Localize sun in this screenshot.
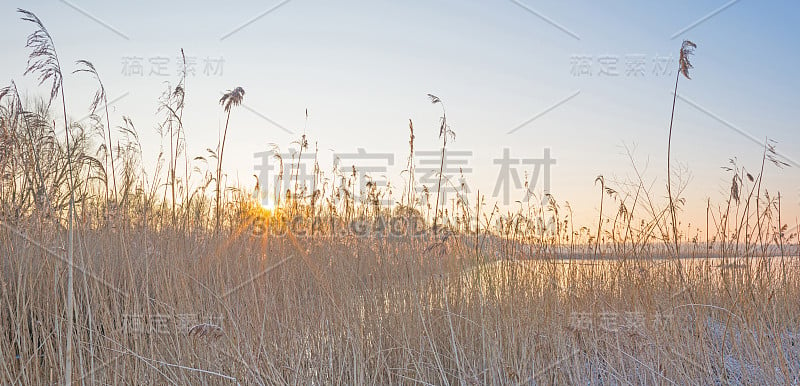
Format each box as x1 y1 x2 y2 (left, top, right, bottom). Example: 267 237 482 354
260 201 275 212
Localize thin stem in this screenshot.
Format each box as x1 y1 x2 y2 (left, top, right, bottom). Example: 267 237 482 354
667 70 680 257
60 73 76 386
216 110 231 233
595 178 604 257
103 88 117 204
433 105 447 233
434 134 446 232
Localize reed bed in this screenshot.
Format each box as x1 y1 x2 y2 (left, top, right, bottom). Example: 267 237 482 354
1 9 799 385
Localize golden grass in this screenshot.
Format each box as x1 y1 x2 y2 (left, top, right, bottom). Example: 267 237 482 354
2 221 800 384
2 10 799 385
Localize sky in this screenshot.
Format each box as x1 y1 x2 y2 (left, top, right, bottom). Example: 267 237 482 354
1 0 798 234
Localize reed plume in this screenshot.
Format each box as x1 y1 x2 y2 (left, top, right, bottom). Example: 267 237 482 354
427 93 454 233
74 60 118 206
18 8 77 384
667 40 696 257
215 86 244 232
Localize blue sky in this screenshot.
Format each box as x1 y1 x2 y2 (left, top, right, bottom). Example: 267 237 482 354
2 0 798 231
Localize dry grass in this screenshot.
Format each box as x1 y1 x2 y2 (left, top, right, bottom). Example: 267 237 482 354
2 222 800 384
2 9 799 386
